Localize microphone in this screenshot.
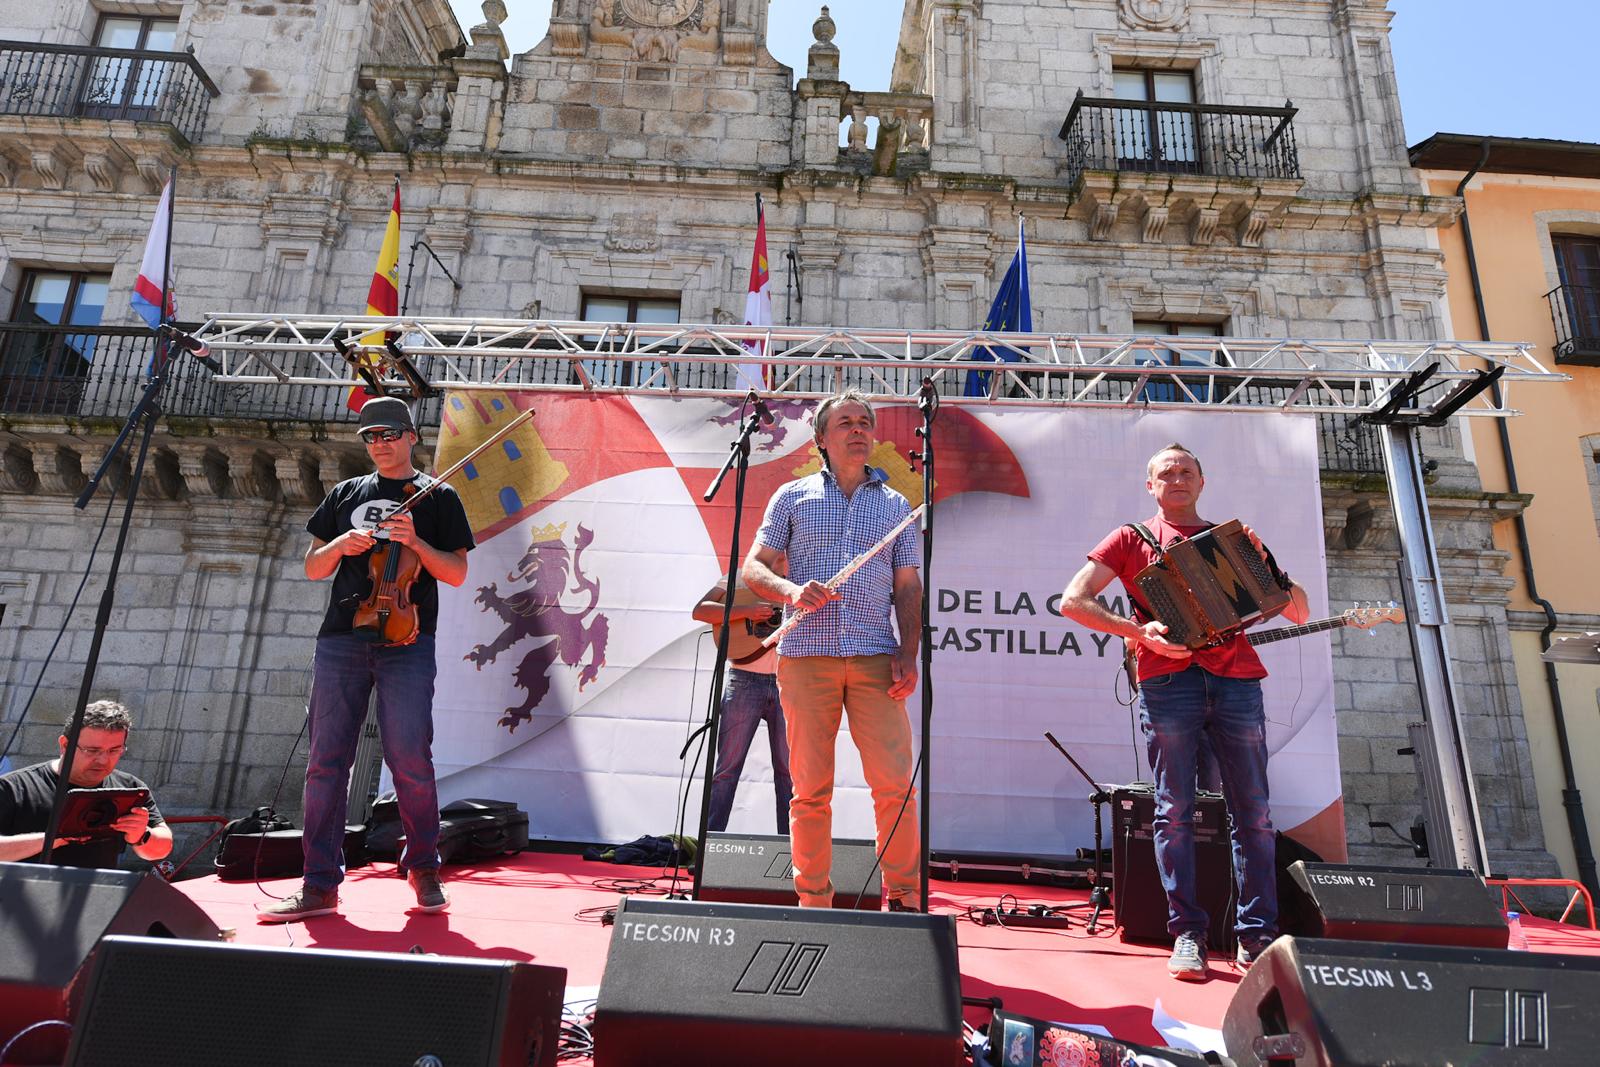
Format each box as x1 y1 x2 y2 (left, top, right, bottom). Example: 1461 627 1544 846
159 324 224 374
917 377 937 413
748 390 774 425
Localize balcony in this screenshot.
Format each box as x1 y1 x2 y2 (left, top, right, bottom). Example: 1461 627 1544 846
0 324 431 426
1057 92 1304 247
0 41 218 145
1546 283 1600 367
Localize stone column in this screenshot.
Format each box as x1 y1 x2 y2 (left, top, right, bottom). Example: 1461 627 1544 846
796 8 848 169
923 0 982 173
1330 0 1418 194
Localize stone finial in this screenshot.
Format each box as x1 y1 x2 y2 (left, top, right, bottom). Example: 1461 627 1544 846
808 6 840 81
813 6 836 44
468 0 510 61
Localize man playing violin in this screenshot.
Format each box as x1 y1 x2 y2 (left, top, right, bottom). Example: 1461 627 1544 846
1058 443 1309 980
741 389 923 911
260 396 475 923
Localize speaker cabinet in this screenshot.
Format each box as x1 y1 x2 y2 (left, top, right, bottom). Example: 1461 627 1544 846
64 935 567 1067
1110 785 1234 951
0 862 219 1057
697 832 882 909
1223 936 1600 1066
595 897 962 1066
1281 861 1510 948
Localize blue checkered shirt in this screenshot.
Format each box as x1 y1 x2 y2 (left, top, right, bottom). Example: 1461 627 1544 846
753 466 920 658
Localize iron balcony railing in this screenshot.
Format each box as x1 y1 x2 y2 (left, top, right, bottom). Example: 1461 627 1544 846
1545 283 1600 367
1058 91 1300 188
0 40 219 143
1 324 1384 473
0 324 440 426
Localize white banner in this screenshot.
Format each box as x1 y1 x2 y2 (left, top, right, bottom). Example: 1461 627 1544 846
425 392 1343 860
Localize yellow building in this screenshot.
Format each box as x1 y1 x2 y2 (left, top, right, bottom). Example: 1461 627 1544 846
1412 134 1600 899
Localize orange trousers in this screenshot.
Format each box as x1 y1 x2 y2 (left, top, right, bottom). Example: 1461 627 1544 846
776 654 920 907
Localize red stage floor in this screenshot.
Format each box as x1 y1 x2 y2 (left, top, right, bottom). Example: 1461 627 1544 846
175 851 1599 1063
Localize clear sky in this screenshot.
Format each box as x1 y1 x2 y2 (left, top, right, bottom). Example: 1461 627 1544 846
447 0 1600 146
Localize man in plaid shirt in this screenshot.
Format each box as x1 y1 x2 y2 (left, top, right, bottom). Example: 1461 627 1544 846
742 389 924 910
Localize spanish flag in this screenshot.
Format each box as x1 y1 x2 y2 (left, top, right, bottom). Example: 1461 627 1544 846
347 179 402 412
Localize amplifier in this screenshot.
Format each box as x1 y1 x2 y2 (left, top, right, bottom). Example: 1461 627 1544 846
1223 936 1600 1066
1110 784 1234 951
697 832 882 910
595 897 962 1066
1281 862 1509 948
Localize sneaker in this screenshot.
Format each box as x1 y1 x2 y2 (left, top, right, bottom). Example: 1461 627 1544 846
408 868 449 913
257 884 338 924
1167 931 1209 981
887 896 922 914
1236 935 1275 968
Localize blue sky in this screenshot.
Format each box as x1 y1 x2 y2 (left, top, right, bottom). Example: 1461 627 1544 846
448 1 1600 145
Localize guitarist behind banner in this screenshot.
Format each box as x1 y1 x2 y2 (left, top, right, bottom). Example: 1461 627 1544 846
1058 442 1309 982
691 556 793 835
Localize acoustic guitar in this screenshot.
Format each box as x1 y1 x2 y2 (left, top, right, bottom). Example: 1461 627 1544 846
696 582 783 665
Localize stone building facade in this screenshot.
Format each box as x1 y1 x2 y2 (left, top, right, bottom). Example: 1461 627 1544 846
0 0 1558 877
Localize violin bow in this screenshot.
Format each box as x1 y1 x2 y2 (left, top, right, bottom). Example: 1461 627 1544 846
386 407 536 519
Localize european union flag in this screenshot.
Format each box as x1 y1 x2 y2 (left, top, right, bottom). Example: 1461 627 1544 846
965 218 1032 397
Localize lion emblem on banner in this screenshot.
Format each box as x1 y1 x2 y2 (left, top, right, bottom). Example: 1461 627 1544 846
464 521 610 732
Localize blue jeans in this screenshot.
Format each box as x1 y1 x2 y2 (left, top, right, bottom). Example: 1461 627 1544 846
1138 665 1277 941
706 669 792 834
303 632 440 891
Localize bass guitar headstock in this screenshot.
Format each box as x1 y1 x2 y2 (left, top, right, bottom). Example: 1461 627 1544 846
1343 601 1405 631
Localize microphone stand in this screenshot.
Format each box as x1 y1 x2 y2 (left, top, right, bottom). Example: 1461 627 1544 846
40 329 178 861
1045 730 1113 933
913 379 937 910
686 392 770 896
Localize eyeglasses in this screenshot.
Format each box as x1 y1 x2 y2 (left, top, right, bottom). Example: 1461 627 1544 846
360 428 406 444
78 745 126 760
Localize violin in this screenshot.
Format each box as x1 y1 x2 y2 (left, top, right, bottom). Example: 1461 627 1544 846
353 484 424 646
349 407 537 647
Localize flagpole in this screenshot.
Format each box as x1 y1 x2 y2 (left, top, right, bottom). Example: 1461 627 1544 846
155 165 176 377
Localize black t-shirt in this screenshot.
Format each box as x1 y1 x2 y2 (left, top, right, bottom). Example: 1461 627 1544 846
0 761 165 868
306 471 477 636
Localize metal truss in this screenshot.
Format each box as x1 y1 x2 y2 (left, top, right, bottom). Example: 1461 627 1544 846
193 314 1565 419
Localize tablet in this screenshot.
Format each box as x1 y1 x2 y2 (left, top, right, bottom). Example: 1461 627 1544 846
58 787 150 838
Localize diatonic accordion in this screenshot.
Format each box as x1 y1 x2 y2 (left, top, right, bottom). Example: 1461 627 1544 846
1130 519 1290 649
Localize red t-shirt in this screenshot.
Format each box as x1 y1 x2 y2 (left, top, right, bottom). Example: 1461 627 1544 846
1086 516 1267 683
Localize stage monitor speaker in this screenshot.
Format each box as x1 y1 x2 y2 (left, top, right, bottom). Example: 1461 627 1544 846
1110 784 1234 952
1281 861 1510 949
64 935 566 1067
595 897 962 1066
697 832 882 909
0 862 220 1057
1223 935 1600 1066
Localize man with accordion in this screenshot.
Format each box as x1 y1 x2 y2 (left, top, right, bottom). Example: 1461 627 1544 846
1059 443 1308 981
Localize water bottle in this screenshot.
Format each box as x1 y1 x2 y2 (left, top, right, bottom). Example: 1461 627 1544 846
1505 910 1531 951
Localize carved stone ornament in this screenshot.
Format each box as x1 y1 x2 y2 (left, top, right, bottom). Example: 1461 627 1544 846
619 0 699 27
1119 0 1189 31
605 212 660 253
592 0 719 62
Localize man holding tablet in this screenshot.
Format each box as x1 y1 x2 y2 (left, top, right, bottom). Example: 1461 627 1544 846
0 700 171 868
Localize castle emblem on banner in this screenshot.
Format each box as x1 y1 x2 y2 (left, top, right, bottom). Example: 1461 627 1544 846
464 521 610 732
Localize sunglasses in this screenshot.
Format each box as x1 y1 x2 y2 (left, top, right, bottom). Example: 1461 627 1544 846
360 428 407 444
